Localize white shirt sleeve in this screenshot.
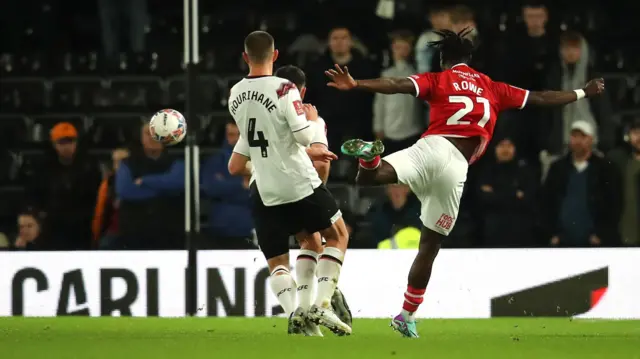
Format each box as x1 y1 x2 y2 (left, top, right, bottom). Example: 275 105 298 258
279 84 311 133
310 117 328 147
233 135 250 157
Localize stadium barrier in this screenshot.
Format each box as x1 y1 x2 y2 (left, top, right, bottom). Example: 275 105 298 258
2 249 639 319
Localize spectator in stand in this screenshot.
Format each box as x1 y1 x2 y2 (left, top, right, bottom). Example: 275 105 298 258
608 118 640 246
476 137 537 247
98 0 149 68
415 5 452 74
542 121 622 247
116 123 184 250
544 31 614 156
13 208 47 250
365 184 421 247
505 2 557 90
201 121 254 249
373 30 423 155
93 148 129 249
306 26 377 153
26 122 101 250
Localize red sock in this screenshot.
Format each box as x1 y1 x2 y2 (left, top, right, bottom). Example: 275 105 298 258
359 155 381 170
402 285 426 313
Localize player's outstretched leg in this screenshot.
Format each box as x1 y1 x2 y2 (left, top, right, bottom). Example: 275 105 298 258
391 226 443 338
307 217 352 336
341 139 398 186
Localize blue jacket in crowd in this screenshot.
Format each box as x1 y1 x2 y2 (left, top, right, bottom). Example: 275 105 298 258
201 141 253 238
116 160 185 200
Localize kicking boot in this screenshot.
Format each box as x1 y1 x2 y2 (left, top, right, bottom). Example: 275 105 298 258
341 139 385 161
390 313 419 338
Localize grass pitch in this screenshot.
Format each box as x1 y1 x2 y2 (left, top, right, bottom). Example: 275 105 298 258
1 317 638 359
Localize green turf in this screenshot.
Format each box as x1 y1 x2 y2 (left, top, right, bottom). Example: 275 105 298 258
1 318 638 359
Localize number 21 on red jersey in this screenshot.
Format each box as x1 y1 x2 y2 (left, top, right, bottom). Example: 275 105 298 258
446 96 491 127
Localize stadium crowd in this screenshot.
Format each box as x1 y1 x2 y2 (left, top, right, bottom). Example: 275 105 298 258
1 1 639 250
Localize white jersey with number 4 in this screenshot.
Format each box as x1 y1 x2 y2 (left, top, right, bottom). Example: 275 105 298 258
229 75 322 206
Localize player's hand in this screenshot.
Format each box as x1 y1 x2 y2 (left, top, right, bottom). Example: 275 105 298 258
303 104 318 121
306 146 338 162
589 234 601 246
326 64 357 90
480 184 493 193
583 78 605 98
134 178 143 186
550 236 560 246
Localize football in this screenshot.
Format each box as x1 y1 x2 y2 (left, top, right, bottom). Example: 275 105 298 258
149 109 187 145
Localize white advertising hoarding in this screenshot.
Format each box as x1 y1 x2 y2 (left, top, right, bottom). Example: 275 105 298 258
1 249 638 318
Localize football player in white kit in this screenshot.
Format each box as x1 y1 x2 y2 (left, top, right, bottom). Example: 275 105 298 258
226 31 351 336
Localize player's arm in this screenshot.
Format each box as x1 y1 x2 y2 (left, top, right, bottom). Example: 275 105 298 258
526 78 605 107
228 135 252 176
309 144 330 183
304 116 336 180
325 64 418 95
278 83 318 146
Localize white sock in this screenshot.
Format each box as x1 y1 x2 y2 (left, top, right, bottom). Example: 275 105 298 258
314 247 344 308
295 249 319 310
269 266 297 315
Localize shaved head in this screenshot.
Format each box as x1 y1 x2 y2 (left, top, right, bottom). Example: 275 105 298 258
244 31 275 63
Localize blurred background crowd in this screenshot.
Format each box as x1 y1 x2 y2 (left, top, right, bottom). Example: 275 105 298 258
1 0 639 251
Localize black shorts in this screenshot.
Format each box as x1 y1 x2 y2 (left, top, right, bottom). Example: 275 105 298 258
250 182 341 259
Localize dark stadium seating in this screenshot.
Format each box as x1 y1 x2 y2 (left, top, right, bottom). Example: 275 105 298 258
0 0 639 249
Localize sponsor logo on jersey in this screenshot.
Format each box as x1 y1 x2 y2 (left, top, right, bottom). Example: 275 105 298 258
293 100 304 116
276 81 297 98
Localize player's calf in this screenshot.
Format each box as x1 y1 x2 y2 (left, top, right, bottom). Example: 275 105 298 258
266 254 298 317
295 232 322 311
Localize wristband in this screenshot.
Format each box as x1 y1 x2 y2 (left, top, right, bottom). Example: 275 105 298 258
574 89 586 100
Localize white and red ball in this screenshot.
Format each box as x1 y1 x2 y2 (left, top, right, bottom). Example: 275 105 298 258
149 109 187 145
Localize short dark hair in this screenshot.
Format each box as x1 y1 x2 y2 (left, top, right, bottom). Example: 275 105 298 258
428 28 475 66
244 31 275 63
274 65 306 89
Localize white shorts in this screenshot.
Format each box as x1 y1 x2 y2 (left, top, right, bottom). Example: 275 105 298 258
383 135 468 236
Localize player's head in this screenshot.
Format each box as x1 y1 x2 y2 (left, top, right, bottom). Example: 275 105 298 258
275 65 307 99
243 31 279 66
428 28 475 69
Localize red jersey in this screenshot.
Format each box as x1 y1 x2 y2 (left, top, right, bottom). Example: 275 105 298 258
408 63 529 163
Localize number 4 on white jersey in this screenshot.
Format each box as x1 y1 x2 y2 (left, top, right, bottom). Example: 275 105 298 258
446 96 491 127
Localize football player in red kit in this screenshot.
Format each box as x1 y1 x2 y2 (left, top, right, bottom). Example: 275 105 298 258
325 28 605 338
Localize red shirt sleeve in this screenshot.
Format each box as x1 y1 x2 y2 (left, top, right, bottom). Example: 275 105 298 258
492 81 530 111
407 73 437 100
